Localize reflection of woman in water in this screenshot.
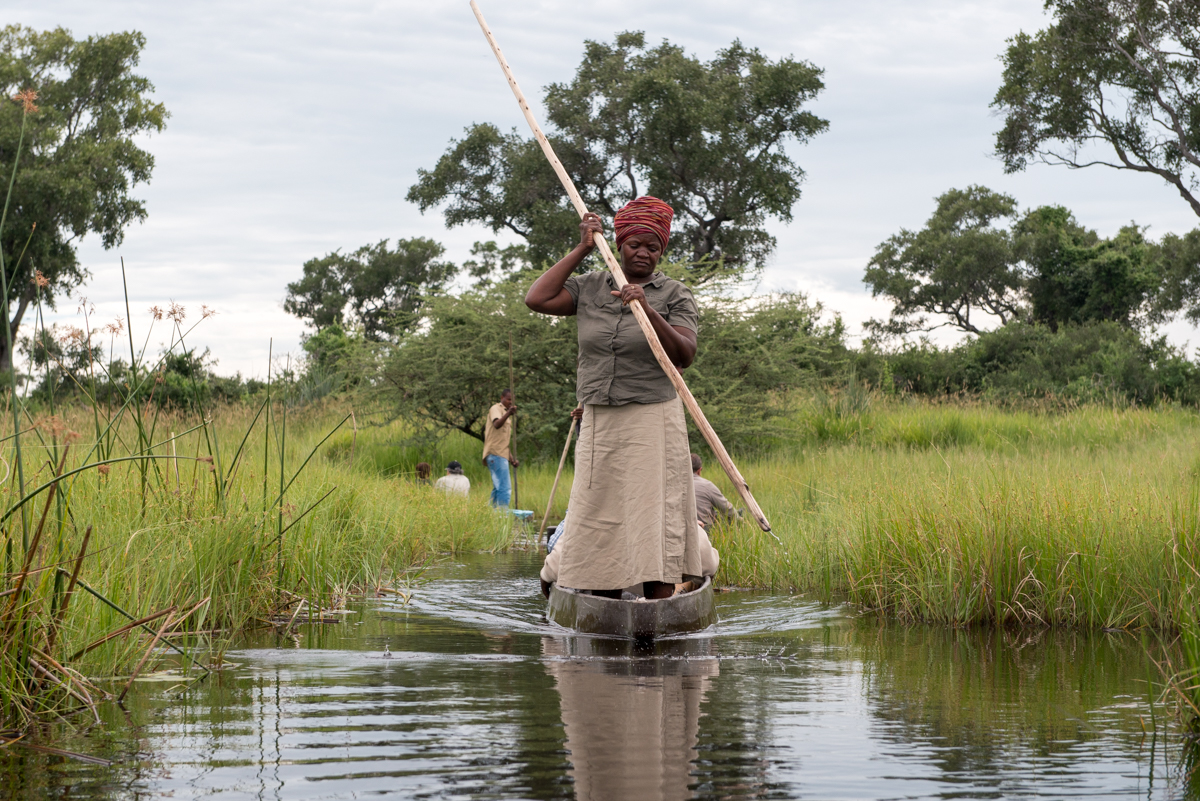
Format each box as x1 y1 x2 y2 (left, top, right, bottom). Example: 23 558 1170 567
542 636 717 801
526 197 704 600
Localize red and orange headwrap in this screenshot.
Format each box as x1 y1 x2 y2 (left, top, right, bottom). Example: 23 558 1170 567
613 196 674 251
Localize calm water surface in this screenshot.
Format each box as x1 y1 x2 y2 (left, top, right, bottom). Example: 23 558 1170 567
3 552 1193 800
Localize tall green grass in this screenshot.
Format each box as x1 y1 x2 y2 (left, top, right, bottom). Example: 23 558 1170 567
7 373 1200 733
0 400 518 730
0 274 521 732
345 397 1200 630
702 400 1200 630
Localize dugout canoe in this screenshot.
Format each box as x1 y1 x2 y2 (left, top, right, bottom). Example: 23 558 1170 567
546 576 716 639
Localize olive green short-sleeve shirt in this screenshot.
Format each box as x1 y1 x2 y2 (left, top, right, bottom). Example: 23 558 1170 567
563 270 699 406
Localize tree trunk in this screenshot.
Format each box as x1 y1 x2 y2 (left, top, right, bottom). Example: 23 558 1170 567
0 294 31 374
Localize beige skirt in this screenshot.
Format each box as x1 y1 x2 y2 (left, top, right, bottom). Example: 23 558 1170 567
557 397 702 590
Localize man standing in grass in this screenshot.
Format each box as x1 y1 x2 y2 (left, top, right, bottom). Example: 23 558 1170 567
482 389 519 507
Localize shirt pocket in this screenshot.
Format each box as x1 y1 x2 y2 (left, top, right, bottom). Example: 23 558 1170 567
586 287 621 314
583 292 621 346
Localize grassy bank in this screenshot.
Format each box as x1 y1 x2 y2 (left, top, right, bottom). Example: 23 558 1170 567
8 390 1199 729
730 400 1200 630
344 398 1200 630
1 402 517 729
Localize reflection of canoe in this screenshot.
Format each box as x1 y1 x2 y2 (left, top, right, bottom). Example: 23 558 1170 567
547 577 716 639
542 634 717 801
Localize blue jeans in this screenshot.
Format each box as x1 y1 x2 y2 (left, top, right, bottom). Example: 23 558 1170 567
485 454 511 508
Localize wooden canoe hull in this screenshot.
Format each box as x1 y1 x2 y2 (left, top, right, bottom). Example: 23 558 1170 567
546 577 716 639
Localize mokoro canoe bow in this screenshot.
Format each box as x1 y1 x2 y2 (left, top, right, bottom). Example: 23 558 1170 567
546 577 717 639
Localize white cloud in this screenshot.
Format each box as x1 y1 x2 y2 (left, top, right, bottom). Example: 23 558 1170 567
11 0 1200 378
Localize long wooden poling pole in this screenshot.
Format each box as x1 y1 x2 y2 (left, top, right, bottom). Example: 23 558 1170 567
469 0 772 532
509 331 518 509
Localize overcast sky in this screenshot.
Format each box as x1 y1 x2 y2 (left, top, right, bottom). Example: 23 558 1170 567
12 0 1200 378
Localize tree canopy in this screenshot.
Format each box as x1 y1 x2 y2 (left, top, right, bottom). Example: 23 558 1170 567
865 187 1163 336
379 277 579 458
407 32 827 280
992 0 1200 218
0 25 167 371
1015 206 1160 331
864 187 1024 336
283 237 457 340
861 319 1200 406
1154 228 1200 324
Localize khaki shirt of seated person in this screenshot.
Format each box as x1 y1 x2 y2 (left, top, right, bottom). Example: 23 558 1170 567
693 475 735 528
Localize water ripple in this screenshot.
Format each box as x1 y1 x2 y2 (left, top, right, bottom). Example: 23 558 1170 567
3 553 1187 800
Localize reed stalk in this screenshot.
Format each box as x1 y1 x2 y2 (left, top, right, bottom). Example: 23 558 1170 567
0 95 32 545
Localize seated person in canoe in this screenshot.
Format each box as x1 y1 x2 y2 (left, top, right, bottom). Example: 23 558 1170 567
526 196 706 600
691 453 737 528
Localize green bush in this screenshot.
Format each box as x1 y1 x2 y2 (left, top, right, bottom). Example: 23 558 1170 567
860 321 1200 405
374 278 849 459
686 292 847 454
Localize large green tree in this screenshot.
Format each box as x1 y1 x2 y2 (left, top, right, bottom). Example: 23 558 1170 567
865 187 1162 336
1015 206 1160 331
284 237 457 341
1154 228 1200 322
407 32 827 280
683 292 845 451
0 26 167 372
379 276 579 459
992 0 1200 218
864 187 1024 336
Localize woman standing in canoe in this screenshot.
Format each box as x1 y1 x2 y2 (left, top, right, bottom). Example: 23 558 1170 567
526 196 704 600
